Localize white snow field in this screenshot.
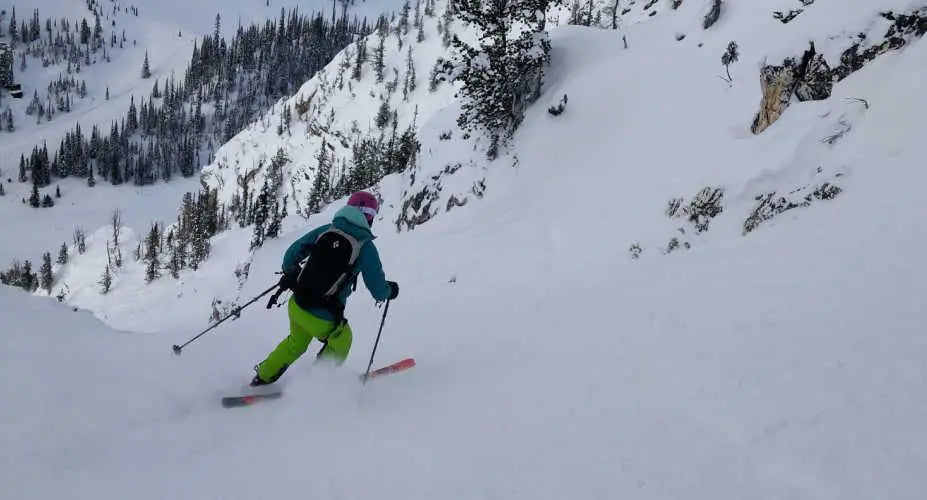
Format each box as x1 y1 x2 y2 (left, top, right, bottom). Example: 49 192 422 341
3 1 927 498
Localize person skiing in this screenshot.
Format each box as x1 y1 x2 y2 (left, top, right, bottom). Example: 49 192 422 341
250 190 399 386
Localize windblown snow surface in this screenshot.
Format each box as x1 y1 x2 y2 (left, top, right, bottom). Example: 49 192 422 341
3 1 927 499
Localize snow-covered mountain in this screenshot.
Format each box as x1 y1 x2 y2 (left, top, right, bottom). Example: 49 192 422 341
2 0 927 497
0 0 404 263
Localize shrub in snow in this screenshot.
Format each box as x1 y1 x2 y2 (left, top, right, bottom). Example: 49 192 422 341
773 10 804 24
668 187 724 234
0 260 38 292
664 237 690 255
743 182 843 235
629 243 642 259
720 41 739 82
548 94 568 116
832 10 927 81
446 194 467 211
703 0 722 30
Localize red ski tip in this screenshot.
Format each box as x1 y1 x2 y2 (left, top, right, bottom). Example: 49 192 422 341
362 357 416 382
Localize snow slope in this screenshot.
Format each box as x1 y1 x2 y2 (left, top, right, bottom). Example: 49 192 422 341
0 0 927 500
4 1 927 498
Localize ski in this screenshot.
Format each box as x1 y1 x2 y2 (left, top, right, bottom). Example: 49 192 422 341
361 357 416 382
221 391 283 408
222 358 414 407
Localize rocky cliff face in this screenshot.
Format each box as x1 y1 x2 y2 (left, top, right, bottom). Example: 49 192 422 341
752 7 927 135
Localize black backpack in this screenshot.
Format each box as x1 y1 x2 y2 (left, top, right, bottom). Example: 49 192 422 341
292 228 365 319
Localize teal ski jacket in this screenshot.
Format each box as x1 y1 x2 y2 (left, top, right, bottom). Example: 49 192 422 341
282 206 391 320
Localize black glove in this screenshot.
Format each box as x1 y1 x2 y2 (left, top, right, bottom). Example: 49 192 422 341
278 271 298 291
387 281 399 300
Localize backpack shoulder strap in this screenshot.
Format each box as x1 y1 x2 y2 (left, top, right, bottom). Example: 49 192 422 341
321 227 365 265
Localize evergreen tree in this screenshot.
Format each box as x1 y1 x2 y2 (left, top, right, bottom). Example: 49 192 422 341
250 180 271 249
29 182 40 207
169 242 183 279
375 101 391 129
399 1 411 35
21 260 37 292
144 222 161 282
80 18 91 45
8 8 17 49
142 51 151 78
450 0 558 158
0 183 4 196
352 37 367 81
73 228 87 254
307 141 332 216
99 264 112 294
265 195 287 240
403 46 417 101
127 96 138 132
374 35 386 82
57 242 69 265
19 155 27 182
40 252 53 295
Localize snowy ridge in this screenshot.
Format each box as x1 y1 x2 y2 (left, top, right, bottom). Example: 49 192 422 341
27 0 927 327
0 0 404 264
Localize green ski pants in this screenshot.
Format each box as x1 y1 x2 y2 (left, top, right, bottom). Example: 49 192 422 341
256 297 353 382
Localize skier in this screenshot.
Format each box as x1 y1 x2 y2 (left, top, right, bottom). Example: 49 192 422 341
250 191 399 386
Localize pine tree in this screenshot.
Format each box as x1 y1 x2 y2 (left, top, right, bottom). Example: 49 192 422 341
8 8 17 49
250 180 271 249
169 242 183 279
141 51 151 78
21 260 37 292
29 181 40 207
57 242 69 265
399 1 411 35
307 141 332 216
73 228 87 254
18 155 27 182
374 35 386 83
99 264 112 294
144 222 161 282
352 37 367 81
40 252 53 295
450 0 558 158
403 46 417 101
80 18 91 45
0 183 4 196
375 101 391 129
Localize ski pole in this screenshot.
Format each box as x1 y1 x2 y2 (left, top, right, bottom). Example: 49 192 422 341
362 299 391 384
172 284 279 355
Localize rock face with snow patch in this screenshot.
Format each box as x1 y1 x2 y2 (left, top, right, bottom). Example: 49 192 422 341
752 42 833 135
752 8 927 134
751 63 798 135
